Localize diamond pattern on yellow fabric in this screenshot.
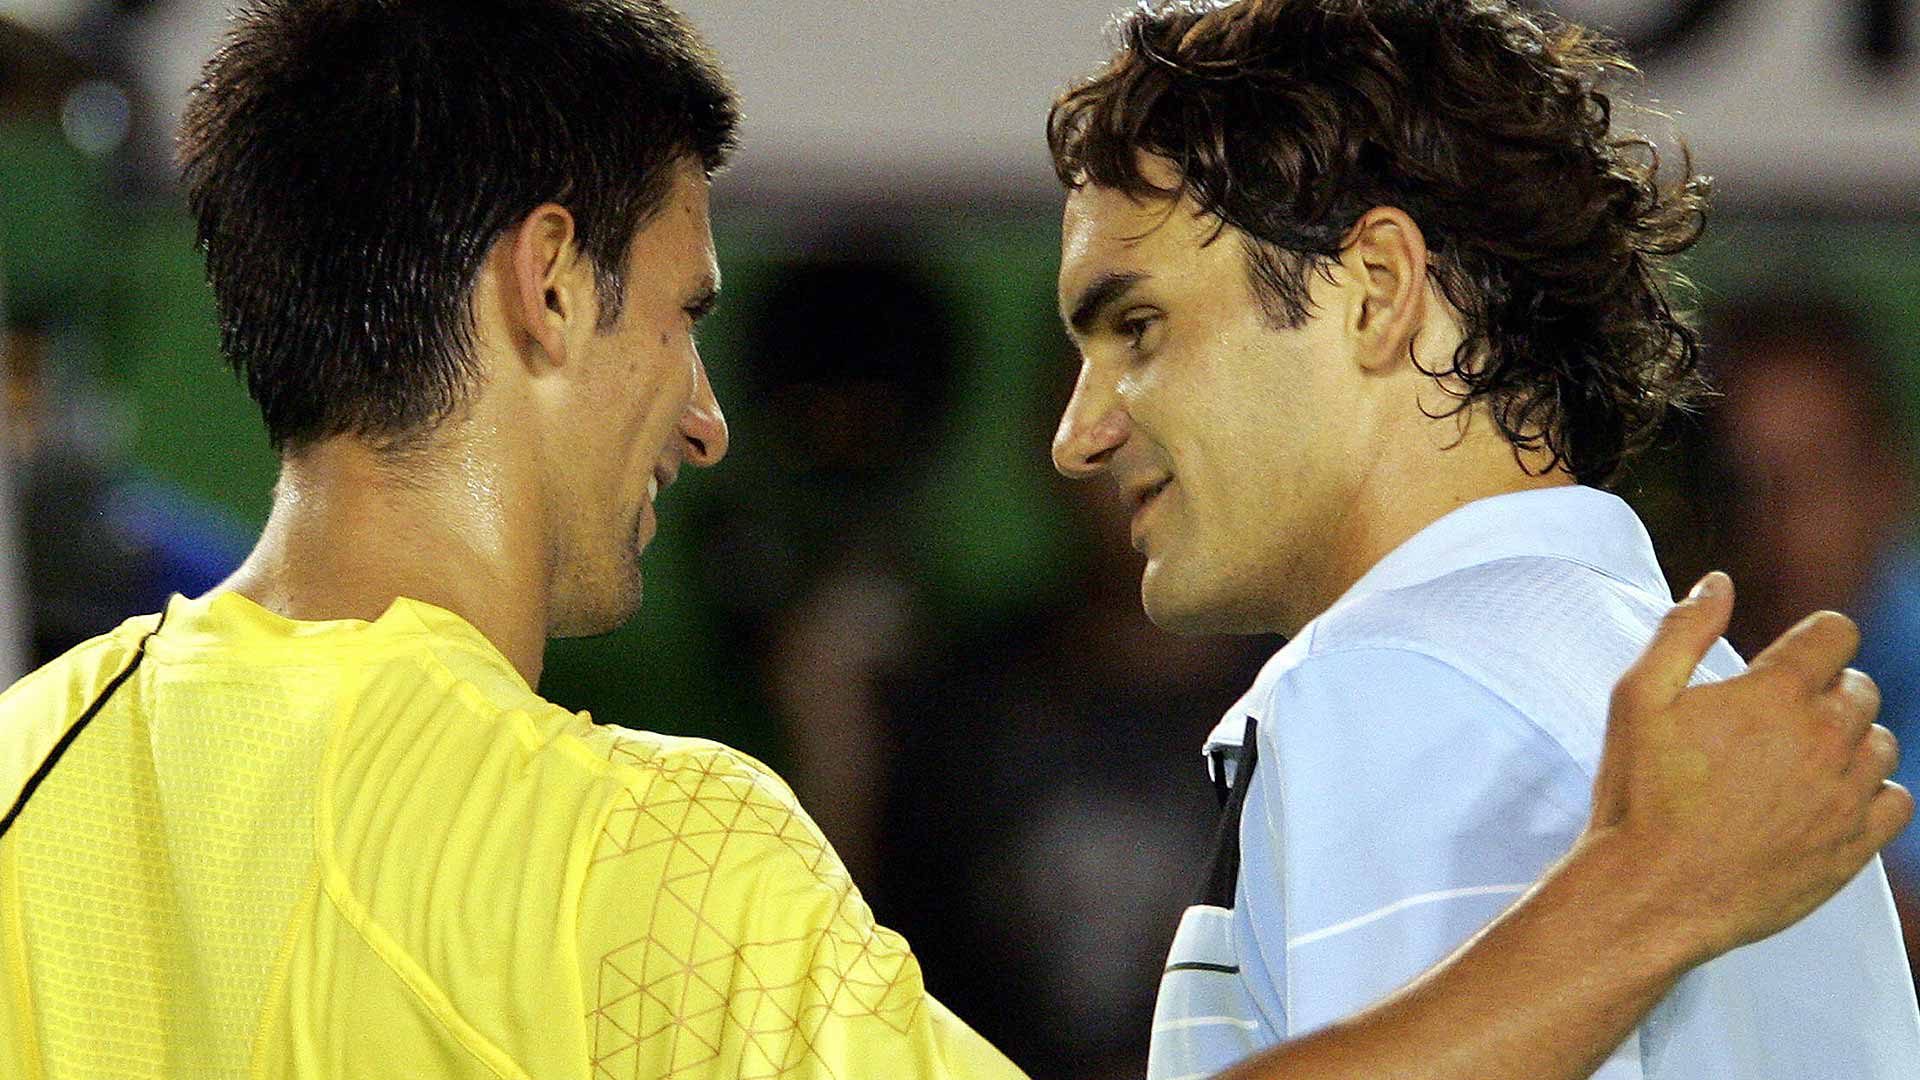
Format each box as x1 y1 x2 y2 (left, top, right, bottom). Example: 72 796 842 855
3 594 1023 1080
581 735 942 1080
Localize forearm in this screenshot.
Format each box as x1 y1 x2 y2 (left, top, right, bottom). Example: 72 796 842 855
1217 829 1700 1080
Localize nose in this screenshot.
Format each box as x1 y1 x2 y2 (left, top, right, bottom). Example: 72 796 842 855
680 355 729 467
1052 360 1129 479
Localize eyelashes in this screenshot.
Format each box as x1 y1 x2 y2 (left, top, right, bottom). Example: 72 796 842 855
1118 311 1162 352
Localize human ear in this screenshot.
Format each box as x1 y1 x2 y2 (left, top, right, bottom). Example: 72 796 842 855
1339 207 1430 373
506 204 587 370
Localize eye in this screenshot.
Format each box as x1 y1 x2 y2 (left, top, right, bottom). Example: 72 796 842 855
683 287 720 327
1118 310 1161 353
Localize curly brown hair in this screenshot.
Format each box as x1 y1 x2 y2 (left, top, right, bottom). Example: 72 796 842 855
1048 0 1709 487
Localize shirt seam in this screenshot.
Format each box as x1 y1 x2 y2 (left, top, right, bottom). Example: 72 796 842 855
314 665 532 1080
384 640 688 1070
401 639 581 755
316 883 527 1080
249 863 322 1080
147 628 495 662
0 630 132 711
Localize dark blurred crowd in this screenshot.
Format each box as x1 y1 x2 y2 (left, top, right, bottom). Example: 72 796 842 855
4 14 1919 1080
1678 294 1920 968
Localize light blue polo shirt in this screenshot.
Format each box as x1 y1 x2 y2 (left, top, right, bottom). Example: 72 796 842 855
1148 485 1920 1080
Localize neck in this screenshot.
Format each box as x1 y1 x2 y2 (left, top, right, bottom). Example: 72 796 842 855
1288 421 1576 637
215 436 552 685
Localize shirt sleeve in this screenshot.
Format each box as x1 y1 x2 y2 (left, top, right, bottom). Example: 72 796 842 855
574 740 1027 1080
1238 646 1644 1077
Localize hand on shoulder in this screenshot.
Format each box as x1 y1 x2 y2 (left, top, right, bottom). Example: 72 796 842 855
1586 571 1910 967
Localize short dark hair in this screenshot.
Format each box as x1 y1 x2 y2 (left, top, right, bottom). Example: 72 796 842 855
180 0 738 453
1049 0 1709 487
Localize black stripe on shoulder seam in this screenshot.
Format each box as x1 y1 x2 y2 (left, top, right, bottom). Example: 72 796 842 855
1164 961 1240 975
0 609 170 840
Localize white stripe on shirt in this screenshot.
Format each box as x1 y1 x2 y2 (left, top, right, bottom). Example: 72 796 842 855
1286 883 1530 950
1152 1015 1264 1035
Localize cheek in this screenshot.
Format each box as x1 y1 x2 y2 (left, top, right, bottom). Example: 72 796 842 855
613 335 689 431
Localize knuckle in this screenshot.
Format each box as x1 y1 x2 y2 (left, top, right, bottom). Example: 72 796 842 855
1819 676 1877 735
1753 661 1807 700
1609 677 1647 718
1660 598 1701 628
1769 612 1857 693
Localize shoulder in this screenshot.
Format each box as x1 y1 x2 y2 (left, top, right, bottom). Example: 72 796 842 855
569 720 788 791
566 732 1011 1080
321 640 818 932
1309 555 1672 670
1238 642 1597 966
0 612 162 799
0 612 160 712
343 647 830 891
1283 556 1736 771
1236 561 1651 834
572 722 843 894
567 722 805 818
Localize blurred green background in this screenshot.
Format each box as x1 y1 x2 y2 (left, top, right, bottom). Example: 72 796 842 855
9 115 1920 771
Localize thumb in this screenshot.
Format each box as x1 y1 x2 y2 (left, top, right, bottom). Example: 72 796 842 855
1617 571 1734 712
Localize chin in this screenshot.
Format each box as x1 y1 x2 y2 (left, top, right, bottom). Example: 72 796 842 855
548 562 645 639
1140 559 1271 637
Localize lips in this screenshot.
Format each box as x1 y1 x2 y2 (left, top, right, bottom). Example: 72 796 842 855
650 462 679 502
1127 474 1172 513
1129 476 1174 550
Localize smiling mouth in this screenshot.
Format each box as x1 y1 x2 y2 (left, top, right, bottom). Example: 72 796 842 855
1130 477 1173 550
649 462 679 504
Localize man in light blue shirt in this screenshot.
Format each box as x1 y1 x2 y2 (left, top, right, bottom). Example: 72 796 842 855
1161 487 1918 1077
1044 0 1920 1076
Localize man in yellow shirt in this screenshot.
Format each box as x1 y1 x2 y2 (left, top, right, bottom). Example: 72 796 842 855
0 2 1905 1079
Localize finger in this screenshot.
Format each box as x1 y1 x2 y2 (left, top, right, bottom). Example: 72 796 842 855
1863 781 1916 855
1827 668 1881 749
1748 610 1860 697
1614 571 1734 712
1849 724 1899 788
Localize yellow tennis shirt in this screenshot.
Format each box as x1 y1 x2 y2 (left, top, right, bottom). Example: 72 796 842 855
0 591 1023 1079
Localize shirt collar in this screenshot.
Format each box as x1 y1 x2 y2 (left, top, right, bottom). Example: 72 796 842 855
1202 484 1667 759
156 590 532 695
1320 484 1669 619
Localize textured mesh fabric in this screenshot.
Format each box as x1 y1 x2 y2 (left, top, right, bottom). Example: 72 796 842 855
0 593 1019 1080
13 654 326 1078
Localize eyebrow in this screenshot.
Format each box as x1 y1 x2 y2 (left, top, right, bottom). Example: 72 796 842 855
1065 270 1149 337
